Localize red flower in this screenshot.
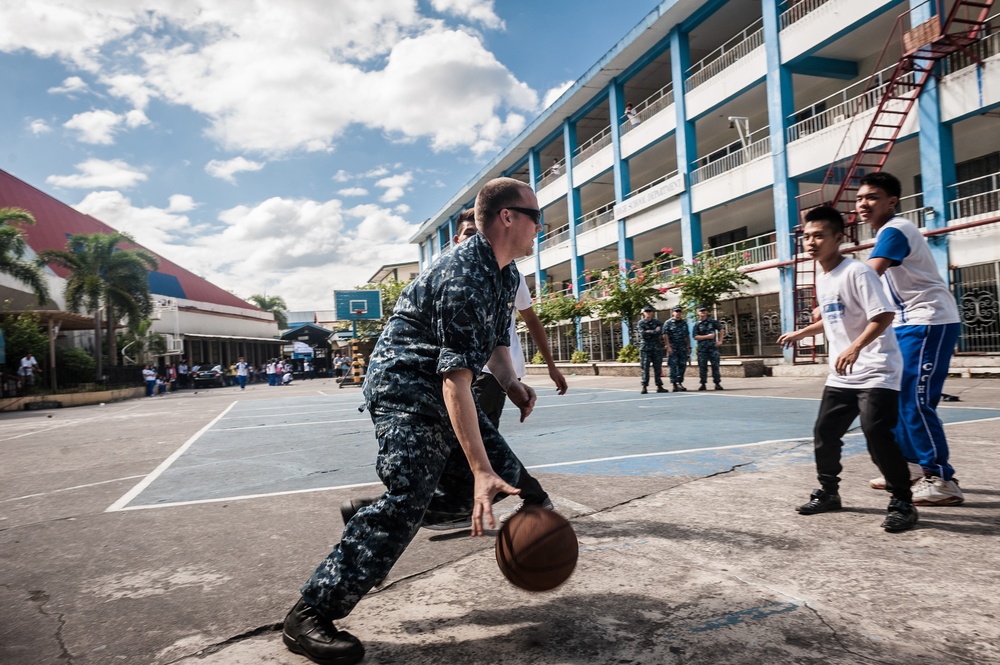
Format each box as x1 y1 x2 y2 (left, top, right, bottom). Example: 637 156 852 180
692 259 699 264
671 267 680 274
658 287 667 293
662 247 673 255
743 252 751 259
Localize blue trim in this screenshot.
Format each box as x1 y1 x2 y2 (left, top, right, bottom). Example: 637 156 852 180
786 57 858 80
680 0 729 31
609 78 631 204
762 0 798 359
671 28 701 261
529 148 543 291
784 0 905 64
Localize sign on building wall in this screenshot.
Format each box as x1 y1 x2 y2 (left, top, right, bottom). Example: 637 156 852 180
613 174 686 220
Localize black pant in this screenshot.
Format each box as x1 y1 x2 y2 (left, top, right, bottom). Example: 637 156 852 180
472 372 548 504
813 386 912 502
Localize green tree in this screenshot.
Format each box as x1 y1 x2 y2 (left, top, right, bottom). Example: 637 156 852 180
667 248 758 311
533 286 591 327
0 207 50 305
38 232 158 381
248 293 288 329
1 310 47 380
583 259 664 343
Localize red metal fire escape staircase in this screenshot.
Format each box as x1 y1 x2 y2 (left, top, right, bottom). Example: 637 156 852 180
790 0 994 363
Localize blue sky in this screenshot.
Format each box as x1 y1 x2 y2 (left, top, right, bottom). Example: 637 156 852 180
0 1 661 310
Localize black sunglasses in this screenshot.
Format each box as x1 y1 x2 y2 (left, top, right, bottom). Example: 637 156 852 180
503 206 542 223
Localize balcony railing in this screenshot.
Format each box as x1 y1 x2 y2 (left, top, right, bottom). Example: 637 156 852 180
853 195 927 243
649 255 684 280
625 170 680 199
690 127 771 185
685 17 764 90
537 224 570 251
941 15 1000 75
537 158 566 189
786 63 915 143
950 172 1000 220
619 82 674 136
577 200 616 233
711 232 779 265
779 0 831 30
573 126 613 166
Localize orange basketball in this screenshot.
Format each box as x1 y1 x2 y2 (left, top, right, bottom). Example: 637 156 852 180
495 505 578 592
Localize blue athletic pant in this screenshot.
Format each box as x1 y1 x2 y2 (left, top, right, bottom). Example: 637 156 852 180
893 323 960 481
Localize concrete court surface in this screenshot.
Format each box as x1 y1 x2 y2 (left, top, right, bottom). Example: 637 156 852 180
0 373 998 665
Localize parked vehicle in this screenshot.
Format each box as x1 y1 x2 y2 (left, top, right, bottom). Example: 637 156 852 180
190 364 225 388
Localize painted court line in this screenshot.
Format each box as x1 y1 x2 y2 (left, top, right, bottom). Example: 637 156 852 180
215 417 370 432
105 401 238 512
4 474 147 503
115 480 383 511
525 436 812 470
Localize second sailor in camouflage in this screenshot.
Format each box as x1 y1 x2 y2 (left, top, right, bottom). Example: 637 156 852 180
663 305 691 390
692 306 724 390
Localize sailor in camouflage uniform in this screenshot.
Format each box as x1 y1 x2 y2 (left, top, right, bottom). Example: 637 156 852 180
693 305 725 390
282 178 543 665
663 305 691 391
637 305 668 394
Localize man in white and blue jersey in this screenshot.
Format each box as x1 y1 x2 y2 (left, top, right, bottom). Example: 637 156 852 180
858 171 964 506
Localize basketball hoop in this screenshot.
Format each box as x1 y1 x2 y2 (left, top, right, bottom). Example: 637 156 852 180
353 309 364 317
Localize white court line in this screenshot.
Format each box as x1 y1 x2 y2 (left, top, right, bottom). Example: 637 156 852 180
105 401 239 512
525 436 812 470
216 417 370 432
114 480 383 511
0 402 146 443
221 406 364 420
4 474 147 503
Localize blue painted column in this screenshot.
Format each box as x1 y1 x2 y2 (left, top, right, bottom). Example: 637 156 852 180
446 214 456 249
563 119 584 349
911 0 956 284
670 28 702 263
417 241 425 272
763 0 798 362
529 148 545 296
609 77 634 346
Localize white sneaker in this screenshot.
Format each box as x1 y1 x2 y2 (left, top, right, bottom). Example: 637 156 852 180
869 462 924 490
498 497 555 525
912 476 965 506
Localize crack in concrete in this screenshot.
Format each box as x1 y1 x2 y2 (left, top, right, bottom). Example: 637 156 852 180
162 623 282 664
28 589 73 664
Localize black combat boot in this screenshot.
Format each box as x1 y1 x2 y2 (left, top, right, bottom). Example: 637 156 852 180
283 598 365 665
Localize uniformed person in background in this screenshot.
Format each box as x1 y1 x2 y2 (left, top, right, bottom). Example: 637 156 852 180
693 305 724 391
663 305 691 392
637 305 668 394
281 177 542 665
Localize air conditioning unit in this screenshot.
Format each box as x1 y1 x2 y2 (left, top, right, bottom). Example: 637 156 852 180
164 334 184 355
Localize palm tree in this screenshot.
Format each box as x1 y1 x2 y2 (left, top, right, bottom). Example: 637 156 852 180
248 293 288 329
38 232 158 381
0 207 50 305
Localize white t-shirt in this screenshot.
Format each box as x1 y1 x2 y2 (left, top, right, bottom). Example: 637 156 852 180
870 216 960 326
817 257 902 390
483 273 533 379
235 362 248 376
142 368 156 381
20 356 38 376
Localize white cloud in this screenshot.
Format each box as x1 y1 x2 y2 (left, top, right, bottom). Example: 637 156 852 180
205 156 264 184
29 119 51 135
72 190 418 309
364 167 390 178
124 109 150 128
47 158 148 189
48 76 90 95
1 3 536 157
74 191 194 251
332 169 351 183
542 80 574 110
167 194 197 212
337 187 369 197
430 0 503 29
374 171 413 203
63 109 122 144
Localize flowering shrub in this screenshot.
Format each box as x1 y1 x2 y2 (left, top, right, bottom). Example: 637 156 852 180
582 259 663 342
667 248 757 311
533 286 592 327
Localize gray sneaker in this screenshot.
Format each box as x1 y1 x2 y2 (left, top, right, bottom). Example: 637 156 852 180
421 515 473 531
912 476 964 506
498 497 555 525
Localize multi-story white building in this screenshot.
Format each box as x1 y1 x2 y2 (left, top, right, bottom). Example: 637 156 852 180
411 0 1000 362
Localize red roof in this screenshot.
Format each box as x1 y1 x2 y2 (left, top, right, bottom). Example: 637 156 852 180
0 168 259 311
